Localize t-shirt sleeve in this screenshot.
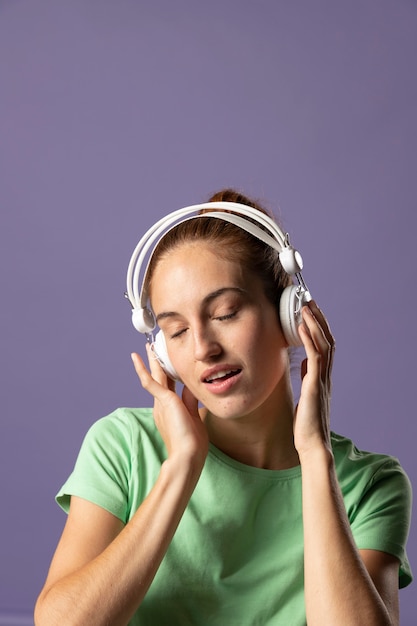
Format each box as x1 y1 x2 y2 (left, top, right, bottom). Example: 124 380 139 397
56 412 135 523
349 458 413 588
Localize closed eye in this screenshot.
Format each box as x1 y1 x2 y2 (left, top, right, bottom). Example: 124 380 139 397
170 328 188 339
170 312 236 338
214 311 237 322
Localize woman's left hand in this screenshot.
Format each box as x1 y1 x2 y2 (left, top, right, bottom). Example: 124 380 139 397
293 301 336 457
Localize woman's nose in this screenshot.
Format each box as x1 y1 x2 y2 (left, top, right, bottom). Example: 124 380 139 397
192 327 222 362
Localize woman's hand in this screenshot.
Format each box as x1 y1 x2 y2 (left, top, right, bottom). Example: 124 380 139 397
293 301 335 457
131 345 209 468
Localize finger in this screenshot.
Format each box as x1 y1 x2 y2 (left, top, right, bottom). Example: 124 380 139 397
182 386 200 420
146 343 171 388
131 351 171 399
131 351 148 381
299 311 330 389
298 322 322 383
301 306 334 385
298 319 319 360
307 302 336 382
307 301 335 349
301 306 327 353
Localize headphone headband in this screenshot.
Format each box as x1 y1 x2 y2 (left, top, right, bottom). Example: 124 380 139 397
125 201 310 341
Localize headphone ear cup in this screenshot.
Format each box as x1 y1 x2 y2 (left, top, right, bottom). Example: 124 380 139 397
132 307 156 334
279 285 304 347
152 331 181 381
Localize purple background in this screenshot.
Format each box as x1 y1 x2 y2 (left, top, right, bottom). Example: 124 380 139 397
1 1 416 623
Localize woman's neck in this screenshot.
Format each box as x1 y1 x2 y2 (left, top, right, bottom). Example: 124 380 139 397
201 378 299 470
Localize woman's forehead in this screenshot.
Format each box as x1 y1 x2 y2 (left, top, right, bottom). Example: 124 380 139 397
149 243 256 306
153 243 242 282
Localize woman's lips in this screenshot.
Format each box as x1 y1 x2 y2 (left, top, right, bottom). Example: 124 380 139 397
201 367 242 394
204 368 241 383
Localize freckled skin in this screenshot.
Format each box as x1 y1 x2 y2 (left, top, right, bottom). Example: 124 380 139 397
150 242 293 428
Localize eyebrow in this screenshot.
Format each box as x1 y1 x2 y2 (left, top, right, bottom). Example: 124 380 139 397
155 287 247 324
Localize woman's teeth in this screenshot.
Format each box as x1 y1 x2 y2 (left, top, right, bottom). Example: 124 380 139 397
205 369 240 383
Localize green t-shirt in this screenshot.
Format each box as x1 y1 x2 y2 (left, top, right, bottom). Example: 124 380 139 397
57 407 413 626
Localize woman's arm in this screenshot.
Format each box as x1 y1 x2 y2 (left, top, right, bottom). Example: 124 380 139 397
35 455 202 626
295 303 399 626
35 349 209 626
300 446 399 625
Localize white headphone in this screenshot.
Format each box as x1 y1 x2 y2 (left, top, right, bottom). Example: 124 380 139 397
125 201 311 380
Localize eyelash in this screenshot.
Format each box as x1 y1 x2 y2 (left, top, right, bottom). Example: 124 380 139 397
215 312 237 322
170 329 187 339
169 311 238 339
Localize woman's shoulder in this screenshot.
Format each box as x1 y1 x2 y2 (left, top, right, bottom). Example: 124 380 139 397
89 407 155 435
79 407 163 461
330 431 412 498
56 408 164 519
331 432 413 587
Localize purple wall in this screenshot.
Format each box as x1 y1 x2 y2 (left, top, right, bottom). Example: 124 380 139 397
1 1 416 623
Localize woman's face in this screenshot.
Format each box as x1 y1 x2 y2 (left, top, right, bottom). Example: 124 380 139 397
150 242 290 420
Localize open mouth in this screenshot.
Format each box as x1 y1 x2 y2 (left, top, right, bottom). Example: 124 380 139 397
204 369 241 383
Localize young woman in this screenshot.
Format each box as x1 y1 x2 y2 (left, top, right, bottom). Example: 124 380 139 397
35 189 412 626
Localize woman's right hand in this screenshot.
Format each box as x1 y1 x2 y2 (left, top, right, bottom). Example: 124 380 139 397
131 345 209 469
